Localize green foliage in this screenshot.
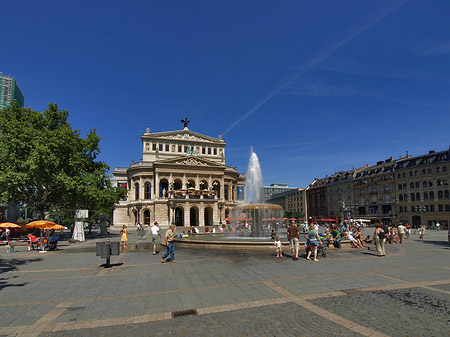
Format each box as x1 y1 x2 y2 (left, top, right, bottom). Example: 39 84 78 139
0 102 126 219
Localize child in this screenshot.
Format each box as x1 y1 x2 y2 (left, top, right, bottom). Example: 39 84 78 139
271 229 276 241
274 236 282 257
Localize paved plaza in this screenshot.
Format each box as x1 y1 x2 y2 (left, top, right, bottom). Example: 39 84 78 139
0 228 449 337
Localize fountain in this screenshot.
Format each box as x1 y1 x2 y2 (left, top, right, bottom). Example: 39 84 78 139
232 148 284 237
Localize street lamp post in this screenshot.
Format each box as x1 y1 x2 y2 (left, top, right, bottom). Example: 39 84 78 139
415 205 425 229
218 201 224 225
136 202 142 237
169 200 176 225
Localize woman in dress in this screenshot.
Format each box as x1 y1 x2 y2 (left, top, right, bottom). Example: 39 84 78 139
306 223 322 262
120 225 128 249
373 223 386 256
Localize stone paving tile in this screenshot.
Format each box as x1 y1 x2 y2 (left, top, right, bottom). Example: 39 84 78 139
52 283 281 323
310 287 450 337
430 283 450 292
39 302 364 337
0 303 56 327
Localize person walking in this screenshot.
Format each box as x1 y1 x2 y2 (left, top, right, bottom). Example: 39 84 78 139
397 223 406 244
150 221 162 255
306 223 322 261
373 223 386 257
287 221 300 260
161 224 176 263
120 225 128 249
418 224 426 240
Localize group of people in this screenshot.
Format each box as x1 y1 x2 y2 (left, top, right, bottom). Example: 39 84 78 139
275 221 323 261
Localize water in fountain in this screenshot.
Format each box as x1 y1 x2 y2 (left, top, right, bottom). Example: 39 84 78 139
232 148 284 237
246 147 263 203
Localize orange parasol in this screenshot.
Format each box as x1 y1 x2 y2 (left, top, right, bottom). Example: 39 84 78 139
25 220 58 229
48 224 67 230
0 222 21 228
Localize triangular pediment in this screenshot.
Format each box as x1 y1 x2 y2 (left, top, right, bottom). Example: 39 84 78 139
142 130 224 145
155 156 225 168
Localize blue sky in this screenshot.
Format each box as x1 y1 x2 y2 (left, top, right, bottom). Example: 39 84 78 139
2 0 450 188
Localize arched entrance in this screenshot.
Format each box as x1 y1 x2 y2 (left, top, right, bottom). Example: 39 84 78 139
175 207 184 226
143 210 150 226
412 215 421 228
190 207 199 226
204 207 213 226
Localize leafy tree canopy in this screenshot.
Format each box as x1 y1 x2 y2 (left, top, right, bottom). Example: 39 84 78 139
0 102 126 219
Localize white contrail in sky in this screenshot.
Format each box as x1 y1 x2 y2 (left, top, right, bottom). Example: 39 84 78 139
222 0 408 136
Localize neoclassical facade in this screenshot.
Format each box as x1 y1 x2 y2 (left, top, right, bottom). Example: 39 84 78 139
112 123 246 229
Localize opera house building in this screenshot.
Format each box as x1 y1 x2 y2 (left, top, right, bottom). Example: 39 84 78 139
112 122 246 229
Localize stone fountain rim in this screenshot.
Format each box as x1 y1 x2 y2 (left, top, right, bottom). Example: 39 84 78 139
233 203 284 210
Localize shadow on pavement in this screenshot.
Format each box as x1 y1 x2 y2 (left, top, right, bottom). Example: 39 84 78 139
419 240 450 248
0 257 41 291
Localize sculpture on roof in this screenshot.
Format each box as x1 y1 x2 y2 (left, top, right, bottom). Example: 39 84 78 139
181 117 190 128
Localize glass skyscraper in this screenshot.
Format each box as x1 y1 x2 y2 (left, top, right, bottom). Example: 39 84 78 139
0 74 24 108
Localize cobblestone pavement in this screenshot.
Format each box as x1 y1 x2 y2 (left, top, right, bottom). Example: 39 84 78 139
0 228 449 337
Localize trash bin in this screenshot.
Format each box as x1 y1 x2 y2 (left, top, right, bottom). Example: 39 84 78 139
110 241 120 256
96 242 103 256
100 243 111 259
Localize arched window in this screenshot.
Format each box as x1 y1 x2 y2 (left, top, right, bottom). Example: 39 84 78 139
212 181 221 198
416 192 420 201
424 192 428 200
414 170 418 176
428 168 432 174
422 169 426 175
443 166 448 172
436 167 441 173
135 183 140 200
411 193 415 202
173 180 182 190
397 173 401 179
410 183 414 189
402 173 406 178
423 181 428 188
399 194 403 201
409 171 413 177
444 190 449 199
438 190 443 199
429 180 434 187
429 191 434 200
398 184 402 190
144 182 151 199
404 194 408 201
403 183 407 190
415 182 419 188
444 179 448 186
437 179 442 186
159 180 168 197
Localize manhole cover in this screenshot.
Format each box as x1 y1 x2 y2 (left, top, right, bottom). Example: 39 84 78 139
172 309 198 318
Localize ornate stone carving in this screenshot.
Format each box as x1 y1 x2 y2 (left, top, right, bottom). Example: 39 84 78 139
160 133 210 142
174 158 208 166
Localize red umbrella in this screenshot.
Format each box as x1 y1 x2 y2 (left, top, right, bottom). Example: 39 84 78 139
223 217 233 222
289 218 298 221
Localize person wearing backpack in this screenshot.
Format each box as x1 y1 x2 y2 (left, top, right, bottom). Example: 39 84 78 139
373 223 386 257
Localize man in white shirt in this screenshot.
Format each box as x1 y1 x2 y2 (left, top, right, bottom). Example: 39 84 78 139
397 224 406 244
150 221 162 255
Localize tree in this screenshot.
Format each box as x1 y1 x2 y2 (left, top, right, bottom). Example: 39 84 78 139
0 102 126 219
